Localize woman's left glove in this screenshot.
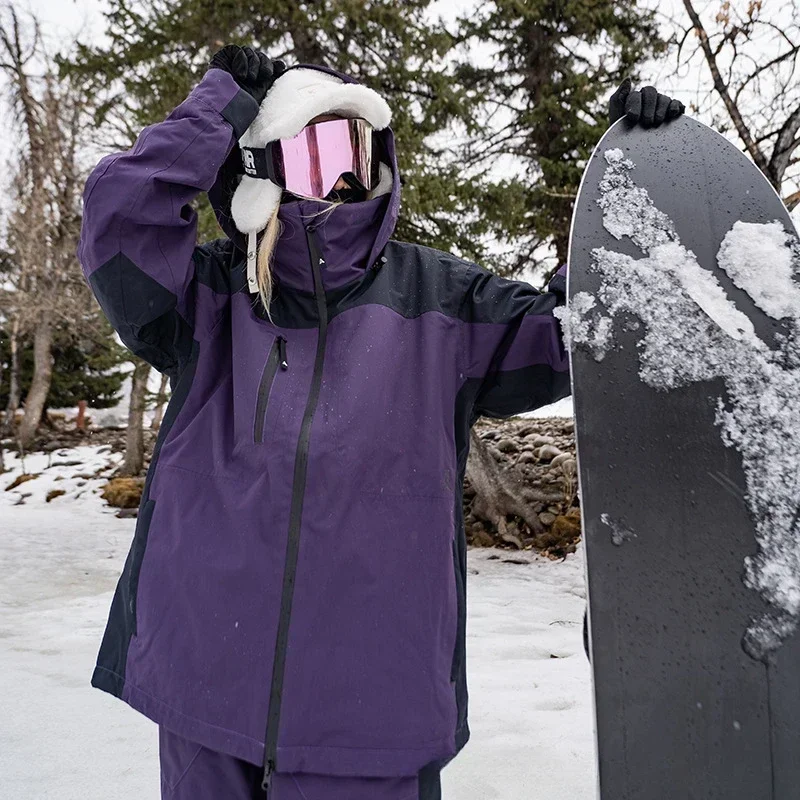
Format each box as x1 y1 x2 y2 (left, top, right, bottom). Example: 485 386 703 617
208 44 286 105
608 77 685 128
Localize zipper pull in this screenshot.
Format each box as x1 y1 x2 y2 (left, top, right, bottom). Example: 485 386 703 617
278 336 288 370
261 759 274 794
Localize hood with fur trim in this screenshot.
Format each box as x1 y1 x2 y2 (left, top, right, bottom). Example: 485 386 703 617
207 63 401 268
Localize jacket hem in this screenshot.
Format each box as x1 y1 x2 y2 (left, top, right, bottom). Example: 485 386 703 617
91 665 266 766
92 665 461 776
274 735 458 777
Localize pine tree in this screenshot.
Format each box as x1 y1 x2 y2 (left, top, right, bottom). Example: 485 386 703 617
62 0 489 260
455 0 666 278
0 321 126 413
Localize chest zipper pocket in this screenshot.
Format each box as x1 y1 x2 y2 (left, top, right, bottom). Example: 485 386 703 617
254 335 288 444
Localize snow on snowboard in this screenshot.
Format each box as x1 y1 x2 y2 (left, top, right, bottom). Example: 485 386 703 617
565 115 800 798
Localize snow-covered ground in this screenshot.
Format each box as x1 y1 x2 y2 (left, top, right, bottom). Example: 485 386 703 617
0 447 595 799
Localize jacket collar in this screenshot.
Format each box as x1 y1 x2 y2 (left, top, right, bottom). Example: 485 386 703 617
271 193 391 293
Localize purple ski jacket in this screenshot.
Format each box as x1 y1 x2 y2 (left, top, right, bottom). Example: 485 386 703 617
78 65 570 782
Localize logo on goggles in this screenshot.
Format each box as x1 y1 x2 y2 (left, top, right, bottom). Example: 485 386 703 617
242 149 257 176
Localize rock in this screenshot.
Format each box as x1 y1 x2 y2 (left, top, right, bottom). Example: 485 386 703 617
518 452 536 464
500 530 524 549
551 509 582 541
496 438 518 453
538 511 557 526
516 424 539 437
536 444 562 461
526 434 555 447
471 529 495 547
557 457 577 475
534 508 582 558
116 508 139 519
550 452 572 468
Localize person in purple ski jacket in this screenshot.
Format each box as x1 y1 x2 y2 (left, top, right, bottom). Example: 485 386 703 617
77 44 684 799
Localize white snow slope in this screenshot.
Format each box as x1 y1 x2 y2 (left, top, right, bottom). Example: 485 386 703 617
0 448 595 799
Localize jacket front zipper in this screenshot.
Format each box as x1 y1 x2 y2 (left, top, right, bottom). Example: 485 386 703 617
262 225 328 793
254 336 288 444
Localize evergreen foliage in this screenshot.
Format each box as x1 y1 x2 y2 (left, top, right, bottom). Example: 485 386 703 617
62 0 488 260
62 0 664 282
0 321 126 411
455 0 666 276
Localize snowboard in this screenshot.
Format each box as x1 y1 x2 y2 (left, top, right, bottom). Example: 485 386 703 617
566 114 800 799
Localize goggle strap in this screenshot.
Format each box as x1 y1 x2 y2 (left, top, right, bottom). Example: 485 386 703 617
247 230 258 293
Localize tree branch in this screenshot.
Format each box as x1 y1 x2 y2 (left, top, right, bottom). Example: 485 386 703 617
681 0 771 178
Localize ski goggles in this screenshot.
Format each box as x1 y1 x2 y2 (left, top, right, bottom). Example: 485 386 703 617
239 117 378 199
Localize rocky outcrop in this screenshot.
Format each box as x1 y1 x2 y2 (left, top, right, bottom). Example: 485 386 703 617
463 416 580 558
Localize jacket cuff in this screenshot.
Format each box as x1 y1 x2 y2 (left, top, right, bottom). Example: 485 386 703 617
189 68 260 139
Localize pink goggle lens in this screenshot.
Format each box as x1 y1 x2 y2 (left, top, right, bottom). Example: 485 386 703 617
279 117 375 199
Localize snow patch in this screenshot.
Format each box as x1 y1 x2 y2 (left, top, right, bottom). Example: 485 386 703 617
0 449 594 798
521 396 575 419
574 148 800 661
717 220 800 320
555 293 614 362
658 241 758 342
598 148 676 251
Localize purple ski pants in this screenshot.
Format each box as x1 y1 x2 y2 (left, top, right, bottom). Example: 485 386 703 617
159 727 443 800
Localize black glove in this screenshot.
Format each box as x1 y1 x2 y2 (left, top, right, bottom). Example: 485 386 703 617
608 77 685 128
209 44 286 105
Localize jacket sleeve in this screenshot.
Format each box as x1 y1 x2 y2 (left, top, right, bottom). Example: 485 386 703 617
77 68 259 374
461 263 570 418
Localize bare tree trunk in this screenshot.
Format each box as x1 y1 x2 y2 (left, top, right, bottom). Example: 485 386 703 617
120 359 151 476
76 399 87 430
150 372 169 431
4 317 21 432
0 343 4 473
0 318 21 472
465 428 551 547
17 317 53 449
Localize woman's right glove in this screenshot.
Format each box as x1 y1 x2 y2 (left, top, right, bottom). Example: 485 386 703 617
208 44 286 105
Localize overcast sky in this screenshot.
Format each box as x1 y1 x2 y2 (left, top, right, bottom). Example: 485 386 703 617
18 0 106 38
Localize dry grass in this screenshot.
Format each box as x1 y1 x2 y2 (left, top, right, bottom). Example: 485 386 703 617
101 477 144 509
5 473 40 491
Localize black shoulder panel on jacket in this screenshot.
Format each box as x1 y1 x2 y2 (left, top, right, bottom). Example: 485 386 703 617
219 238 549 331
88 252 193 375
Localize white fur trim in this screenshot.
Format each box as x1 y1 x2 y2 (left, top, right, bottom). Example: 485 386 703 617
230 177 283 236
240 68 392 148
231 68 393 234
